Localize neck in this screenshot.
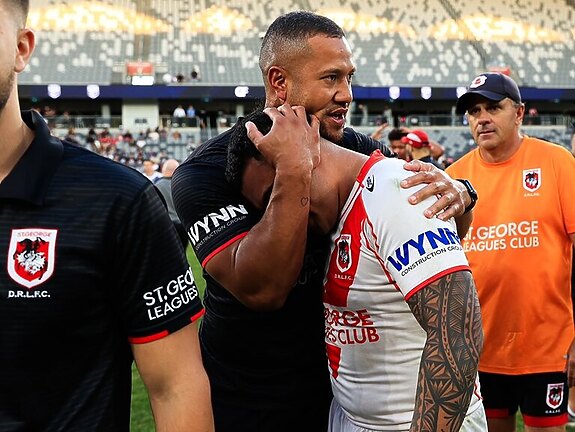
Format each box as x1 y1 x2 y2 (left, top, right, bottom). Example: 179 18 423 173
320 141 368 213
0 102 34 182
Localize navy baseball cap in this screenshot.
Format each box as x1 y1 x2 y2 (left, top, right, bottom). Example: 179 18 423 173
456 73 522 113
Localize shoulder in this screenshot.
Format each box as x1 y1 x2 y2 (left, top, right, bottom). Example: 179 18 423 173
343 127 394 157
445 149 477 175
524 135 571 155
61 141 151 191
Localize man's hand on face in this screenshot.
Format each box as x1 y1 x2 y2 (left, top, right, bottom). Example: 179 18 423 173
245 104 321 175
400 160 471 221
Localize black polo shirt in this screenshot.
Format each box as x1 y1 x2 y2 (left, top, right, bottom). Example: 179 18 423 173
172 125 392 430
0 111 204 431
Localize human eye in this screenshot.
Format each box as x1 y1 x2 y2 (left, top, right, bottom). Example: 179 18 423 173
467 106 480 116
487 103 501 112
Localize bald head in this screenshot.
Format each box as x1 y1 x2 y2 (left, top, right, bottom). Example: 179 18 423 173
161 159 180 177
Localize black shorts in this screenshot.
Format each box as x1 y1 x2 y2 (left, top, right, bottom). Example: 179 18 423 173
479 371 569 428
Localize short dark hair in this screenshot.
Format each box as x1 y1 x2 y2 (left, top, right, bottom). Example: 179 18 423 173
7 0 29 25
387 128 409 142
259 11 345 75
226 110 273 190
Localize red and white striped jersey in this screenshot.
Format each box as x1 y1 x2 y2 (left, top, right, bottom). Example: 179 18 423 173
323 152 482 430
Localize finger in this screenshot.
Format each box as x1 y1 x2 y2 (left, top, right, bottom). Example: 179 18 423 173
405 180 444 204
291 105 307 119
401 171 436 188
262 106 283 121
308 113 320 133
403 159 432 173
245 121 264 146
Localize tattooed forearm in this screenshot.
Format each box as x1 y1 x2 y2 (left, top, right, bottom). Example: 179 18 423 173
407 271 483 432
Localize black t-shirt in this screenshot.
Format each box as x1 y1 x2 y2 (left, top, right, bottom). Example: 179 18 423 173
172 126 392 411
0 111 204 431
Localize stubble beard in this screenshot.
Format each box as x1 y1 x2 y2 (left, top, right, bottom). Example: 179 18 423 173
0 71 15 115
319 122 344 146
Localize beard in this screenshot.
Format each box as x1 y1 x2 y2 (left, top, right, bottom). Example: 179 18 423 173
319 121 345 146
0 71 15 114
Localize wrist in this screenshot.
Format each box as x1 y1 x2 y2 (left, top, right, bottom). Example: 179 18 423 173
456 179 478 214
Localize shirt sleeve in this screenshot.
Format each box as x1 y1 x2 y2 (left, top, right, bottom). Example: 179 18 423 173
554 146 575 234
343 128 395 157
114 184 205 343
366 159 470 300
172 158 262 267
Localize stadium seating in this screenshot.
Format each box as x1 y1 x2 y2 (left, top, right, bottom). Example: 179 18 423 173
21 0 575 88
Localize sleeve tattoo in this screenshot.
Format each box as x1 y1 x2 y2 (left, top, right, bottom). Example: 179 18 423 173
407 271 484 432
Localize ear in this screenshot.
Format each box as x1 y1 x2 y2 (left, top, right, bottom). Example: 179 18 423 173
515 103 525 125
267 66 288 103
14 28 35 73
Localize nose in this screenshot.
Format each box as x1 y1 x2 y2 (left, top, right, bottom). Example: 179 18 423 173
475 108 491 125
335 80 353 105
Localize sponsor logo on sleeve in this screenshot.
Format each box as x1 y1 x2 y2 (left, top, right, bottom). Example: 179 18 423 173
188 204 249 247
386 227 462 276
142 267 200 321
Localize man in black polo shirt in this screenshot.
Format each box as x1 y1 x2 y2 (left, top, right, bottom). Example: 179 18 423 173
172 10 476 432
0 2 213 431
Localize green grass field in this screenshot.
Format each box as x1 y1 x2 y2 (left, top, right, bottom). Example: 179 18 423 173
130 246 204 431
129 247 574 431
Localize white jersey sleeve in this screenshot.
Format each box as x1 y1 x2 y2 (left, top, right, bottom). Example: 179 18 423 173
362 158 470 299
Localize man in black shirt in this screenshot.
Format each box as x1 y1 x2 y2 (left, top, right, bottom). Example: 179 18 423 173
0 2 213 430
172 11 475 432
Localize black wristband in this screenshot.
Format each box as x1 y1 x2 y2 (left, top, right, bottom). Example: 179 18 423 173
456 179 478 214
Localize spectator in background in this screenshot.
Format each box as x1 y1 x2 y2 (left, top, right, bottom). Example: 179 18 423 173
155 159 188 249
446 72 575 432
64 127 81 146
172 104 186 127
172 11 477 432
527 106 540 125
141 158 162 183
190 69 201 82
370 120 389 142
401 129 444 169
186 104 197 127
387 127 410 160
0 1 213 430
382 103 393 127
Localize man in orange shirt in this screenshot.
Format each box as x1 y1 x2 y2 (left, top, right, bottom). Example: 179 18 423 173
446 73 575 432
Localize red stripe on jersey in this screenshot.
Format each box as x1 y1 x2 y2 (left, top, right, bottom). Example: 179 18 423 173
129 330 169 344
201 232 248 267
190 309 205 322
323 195 367 307
129 309 205 344
326 343 342 378
403 266 470 301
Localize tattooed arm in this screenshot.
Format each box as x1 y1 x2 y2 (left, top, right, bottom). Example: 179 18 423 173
406 271 483 432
